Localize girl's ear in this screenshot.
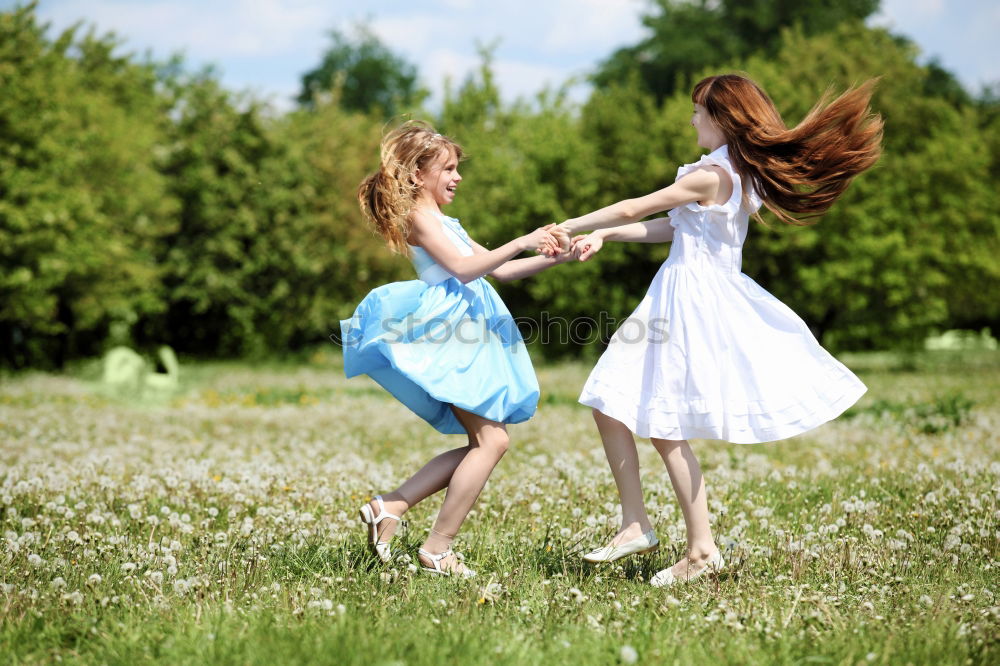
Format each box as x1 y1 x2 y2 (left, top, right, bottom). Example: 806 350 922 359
412 169 423 188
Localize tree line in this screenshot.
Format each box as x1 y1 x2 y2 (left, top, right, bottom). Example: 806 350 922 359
1 1 997 369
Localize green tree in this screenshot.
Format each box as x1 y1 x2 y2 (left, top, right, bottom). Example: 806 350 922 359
278 95 410 333
0 3 173 368
149 73 302 356
732 23 1000 348
436 52 609 356
297 24 426 116
144 70 398 358
594 0 880 100
557 76 698 339
3 2 996 368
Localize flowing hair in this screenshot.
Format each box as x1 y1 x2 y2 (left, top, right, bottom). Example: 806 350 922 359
692 74 883 225
358 120 464 254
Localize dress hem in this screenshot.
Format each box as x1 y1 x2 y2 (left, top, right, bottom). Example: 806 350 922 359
579 377 866 444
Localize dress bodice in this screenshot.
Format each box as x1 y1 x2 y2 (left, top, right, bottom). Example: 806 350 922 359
408 211 475 284
666 144 763 274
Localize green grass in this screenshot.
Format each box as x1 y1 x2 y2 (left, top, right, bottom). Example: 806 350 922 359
1 350 998 664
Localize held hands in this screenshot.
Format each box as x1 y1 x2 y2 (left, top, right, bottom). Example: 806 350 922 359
535 224 603 262
523 225 562 255
527 224 579 261
535 224 576 261
571 233 603 261
550 224 572 253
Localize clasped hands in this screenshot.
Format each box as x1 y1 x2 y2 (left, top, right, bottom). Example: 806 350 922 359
533 224 602 262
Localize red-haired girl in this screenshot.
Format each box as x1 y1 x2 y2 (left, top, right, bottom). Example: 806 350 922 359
559 74 882 586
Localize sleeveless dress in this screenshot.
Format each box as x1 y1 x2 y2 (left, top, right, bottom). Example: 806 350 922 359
340 211 539 434
578 144 866 444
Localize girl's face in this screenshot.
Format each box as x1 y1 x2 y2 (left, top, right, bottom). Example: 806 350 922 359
415 147 462 206
691 103 726 150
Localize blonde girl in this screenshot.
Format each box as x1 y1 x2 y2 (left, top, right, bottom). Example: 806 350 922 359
342 121 568 577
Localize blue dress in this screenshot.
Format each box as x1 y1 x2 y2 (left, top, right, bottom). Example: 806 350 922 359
340 212 540 434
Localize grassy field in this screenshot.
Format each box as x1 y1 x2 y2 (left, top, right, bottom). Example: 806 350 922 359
1 349 998 664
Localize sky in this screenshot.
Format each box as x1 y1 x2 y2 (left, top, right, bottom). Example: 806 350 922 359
12 0 1000 111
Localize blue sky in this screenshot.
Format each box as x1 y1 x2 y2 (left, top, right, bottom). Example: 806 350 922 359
14 0 1000 111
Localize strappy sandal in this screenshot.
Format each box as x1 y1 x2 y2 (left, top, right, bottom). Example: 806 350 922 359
417 548 477 579
358 495 402 563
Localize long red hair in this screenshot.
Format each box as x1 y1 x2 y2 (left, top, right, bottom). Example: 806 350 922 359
692 74 883 225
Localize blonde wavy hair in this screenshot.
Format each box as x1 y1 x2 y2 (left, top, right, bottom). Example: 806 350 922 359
357 120 464 255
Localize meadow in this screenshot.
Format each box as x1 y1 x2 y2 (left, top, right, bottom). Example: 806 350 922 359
1 349 997 665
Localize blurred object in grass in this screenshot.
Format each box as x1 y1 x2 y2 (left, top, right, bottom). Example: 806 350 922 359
101 346 145 394
924 328 998 352
145 346 180 391
845 393 974 434
101 345 179 399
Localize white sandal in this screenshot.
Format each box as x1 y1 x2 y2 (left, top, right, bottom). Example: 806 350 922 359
650 551 724 587
417 548 477 579
358 495 402 563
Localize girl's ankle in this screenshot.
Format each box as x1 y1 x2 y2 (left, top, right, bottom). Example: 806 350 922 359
421 528 456 555
687 542 718 560
378 494 409 516
621 517 653 532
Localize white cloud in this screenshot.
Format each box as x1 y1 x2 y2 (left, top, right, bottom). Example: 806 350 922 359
369 14 441 56
364 2 646 104
27 0 996 107
541 0 647 56
422 47 472 94
870 0 944 30
872 0 1000 90
384 43 587 106
369 9 593 104
37 0 342 59
492 58 579 101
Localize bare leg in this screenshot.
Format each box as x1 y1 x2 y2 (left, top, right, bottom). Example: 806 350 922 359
367 445 470 542
592 409 654 545
651 438 719 578
419 406 509 573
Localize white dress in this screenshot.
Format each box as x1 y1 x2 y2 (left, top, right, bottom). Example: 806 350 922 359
578 144 866 444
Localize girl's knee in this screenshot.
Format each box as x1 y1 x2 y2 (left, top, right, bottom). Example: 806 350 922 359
652 437 687 453
481 428 509 457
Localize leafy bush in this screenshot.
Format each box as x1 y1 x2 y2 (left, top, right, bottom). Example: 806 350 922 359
1 4 998 368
